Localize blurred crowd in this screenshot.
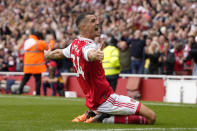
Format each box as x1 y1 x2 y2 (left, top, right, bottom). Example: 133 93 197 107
0 0 197 75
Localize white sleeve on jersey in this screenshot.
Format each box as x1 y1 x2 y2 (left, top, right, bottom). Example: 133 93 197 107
62 44 71 58
82 43 98 61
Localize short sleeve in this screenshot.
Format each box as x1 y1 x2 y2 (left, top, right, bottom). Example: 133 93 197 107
62 44 71 58
82 43 97 61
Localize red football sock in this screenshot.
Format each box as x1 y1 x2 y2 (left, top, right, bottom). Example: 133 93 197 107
127 115 147 124
102 115 147 124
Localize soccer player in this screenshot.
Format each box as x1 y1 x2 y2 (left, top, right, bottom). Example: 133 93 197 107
44 13 156 124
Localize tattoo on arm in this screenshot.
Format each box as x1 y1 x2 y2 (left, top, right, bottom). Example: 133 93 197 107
45 49 65 60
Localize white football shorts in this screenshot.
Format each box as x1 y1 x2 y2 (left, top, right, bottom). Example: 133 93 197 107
97 93 141 115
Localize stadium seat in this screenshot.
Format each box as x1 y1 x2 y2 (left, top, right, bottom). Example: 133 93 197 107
126 77 141 99
0 80 30 94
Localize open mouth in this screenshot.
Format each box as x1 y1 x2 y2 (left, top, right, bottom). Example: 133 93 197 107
95 27 99 31
95 26 102 33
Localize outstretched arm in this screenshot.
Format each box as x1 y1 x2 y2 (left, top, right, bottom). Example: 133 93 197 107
45 43 71 60
45 49 65 60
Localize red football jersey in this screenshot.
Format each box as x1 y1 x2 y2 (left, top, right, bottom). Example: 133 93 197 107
63 37 114 110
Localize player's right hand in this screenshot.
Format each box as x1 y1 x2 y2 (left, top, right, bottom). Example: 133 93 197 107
44 43 52 60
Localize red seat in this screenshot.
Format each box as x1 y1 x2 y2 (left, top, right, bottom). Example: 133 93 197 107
126 77 141 99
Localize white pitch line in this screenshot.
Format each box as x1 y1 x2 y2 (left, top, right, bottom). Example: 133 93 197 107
144 102 197 107
0 95 84 101
57 128 197 131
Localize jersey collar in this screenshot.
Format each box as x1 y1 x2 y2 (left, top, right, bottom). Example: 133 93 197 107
78 36 96 44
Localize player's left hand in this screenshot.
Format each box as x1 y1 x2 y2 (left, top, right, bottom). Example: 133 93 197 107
96 45 104 61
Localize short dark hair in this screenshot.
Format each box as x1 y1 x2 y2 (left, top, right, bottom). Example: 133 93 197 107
76 13 94 29
31 31 44 39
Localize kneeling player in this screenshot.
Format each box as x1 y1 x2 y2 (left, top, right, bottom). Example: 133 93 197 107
45 13 156 125
72 94 155 124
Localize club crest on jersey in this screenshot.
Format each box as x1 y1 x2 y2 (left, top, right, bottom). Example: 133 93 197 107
72 44 80 54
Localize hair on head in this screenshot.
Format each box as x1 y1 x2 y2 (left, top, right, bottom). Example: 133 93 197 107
76 13 94 28
31 31 44 39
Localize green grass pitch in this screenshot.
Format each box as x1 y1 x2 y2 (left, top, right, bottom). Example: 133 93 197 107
0 95 197 131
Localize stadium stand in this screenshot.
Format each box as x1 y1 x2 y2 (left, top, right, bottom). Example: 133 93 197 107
0 0 197 100
0 0 197 75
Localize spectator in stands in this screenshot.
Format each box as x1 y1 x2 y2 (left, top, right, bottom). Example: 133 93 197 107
145 41 161 74
117 40 131 74
183 33 194 75
129 30 146 74
43 61 64 96
0 0 196 78
102 37 120 91
0 23 11 37
0 45 4 58
161 42 175 75
158 35 167 53
6 79 15 94
167 32 176 49
7 50 16 72
15 34 28 72
144 37 152 74
184 34 197 76
18 32 52 95
0 47 8 71
174 44 184 75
